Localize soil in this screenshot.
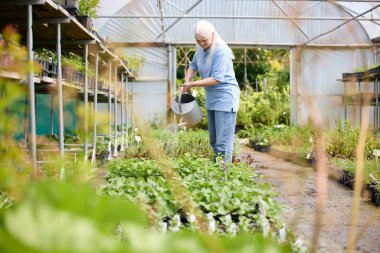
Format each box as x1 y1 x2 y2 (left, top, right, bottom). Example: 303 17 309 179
237 142 380 253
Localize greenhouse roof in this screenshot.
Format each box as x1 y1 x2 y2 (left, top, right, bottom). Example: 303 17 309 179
94 0 380 48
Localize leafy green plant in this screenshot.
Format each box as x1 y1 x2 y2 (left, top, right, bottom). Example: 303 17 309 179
62 53 84 71
95 136 110 155
326 120 380 159
79 0 100 18
34 48 57 64
103 155 288 238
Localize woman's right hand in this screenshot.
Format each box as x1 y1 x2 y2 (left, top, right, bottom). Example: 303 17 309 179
181 82 192 93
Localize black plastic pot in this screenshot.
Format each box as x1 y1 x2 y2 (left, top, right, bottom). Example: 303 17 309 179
369 183 380 206
76 15 92 31
342 72 365 79
248 139 256 149
341 171 355 189
368 65 380 75
255 144 271 152
96 152 109 163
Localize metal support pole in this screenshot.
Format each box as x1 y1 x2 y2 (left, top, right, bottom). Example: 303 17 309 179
23 93 28 144
344 82 347 120
244 48 248 99
120 73 125 151
57 23 64 180
131 80 134 129
107 62 112 160
113 66 118 157
376 79 379 139
27 5 37 169
168 44 173 123
84 44 89 160
91 53 99 169
125 77 129 147
50 94 54 134
172 45 177 95
359 81 361 124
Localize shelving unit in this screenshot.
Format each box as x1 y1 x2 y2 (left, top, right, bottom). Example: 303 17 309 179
0 0 135 174
339 66 380 138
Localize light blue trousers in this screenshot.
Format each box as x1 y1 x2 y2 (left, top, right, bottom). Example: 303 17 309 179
207 110 237 163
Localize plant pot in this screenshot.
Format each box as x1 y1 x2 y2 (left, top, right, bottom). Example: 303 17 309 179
234 125 244 134
342 72 365 80
62 0 80 15
96 152 109 163
368 65 380 75
369 183 380 206
63 66 75 82
255 144 271 152
76 15 92 31
248 139 256 148
307 157 316 165
341 171 354 189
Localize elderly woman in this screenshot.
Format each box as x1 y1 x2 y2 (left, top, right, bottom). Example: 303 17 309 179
181 20 240 163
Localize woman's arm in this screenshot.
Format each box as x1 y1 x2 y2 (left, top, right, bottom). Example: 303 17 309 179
183 67 219 92
182 77 220 92
185 68 197 83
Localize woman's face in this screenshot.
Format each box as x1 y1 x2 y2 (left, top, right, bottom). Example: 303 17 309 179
196 33 214 50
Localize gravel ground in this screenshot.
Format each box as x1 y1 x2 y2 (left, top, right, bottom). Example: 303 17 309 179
237 142 380 253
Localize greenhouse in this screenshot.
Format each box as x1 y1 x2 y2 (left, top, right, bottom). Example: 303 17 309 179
0 0 380 252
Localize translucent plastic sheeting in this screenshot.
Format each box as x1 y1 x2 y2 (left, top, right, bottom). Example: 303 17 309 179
123 47 168 80
95 0 379 45
290 47 375 129
130 81 168 125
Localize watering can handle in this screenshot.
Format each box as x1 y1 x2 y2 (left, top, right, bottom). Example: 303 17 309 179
178 88 183 113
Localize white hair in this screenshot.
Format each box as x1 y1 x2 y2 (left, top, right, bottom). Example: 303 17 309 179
194 20 234 65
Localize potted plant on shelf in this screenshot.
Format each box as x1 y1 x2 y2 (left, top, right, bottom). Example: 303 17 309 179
368 64 380 75
62 0 80 16
62 53 85 84
76 0 100 31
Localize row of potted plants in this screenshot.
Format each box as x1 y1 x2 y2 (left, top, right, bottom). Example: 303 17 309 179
342 64 380 81
238 121 380 206
102 155 305 251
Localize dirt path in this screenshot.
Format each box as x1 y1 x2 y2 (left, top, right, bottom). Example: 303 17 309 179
238 143 380 253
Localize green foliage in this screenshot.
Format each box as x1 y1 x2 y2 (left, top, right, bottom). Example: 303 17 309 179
193 88 208 129
62 53 84 71
271 124 314 156
330 158 376 185
79 0 100 18
0 180 148 253
153 129 213 158
233 49 289 90
325 120 380 160
34 48 57 64
0 26 31 197
237 87 290 127
326 121 358 159
113 49 145 75
123 128 213 159
104 155 287 238
104 159 180 220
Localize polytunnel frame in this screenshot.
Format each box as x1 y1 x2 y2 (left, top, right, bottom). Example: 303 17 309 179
96 0 380 128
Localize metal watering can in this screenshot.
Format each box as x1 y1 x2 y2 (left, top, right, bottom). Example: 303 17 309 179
171 90 202 127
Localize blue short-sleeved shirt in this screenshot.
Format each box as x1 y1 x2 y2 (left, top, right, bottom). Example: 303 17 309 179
189 42 240 112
